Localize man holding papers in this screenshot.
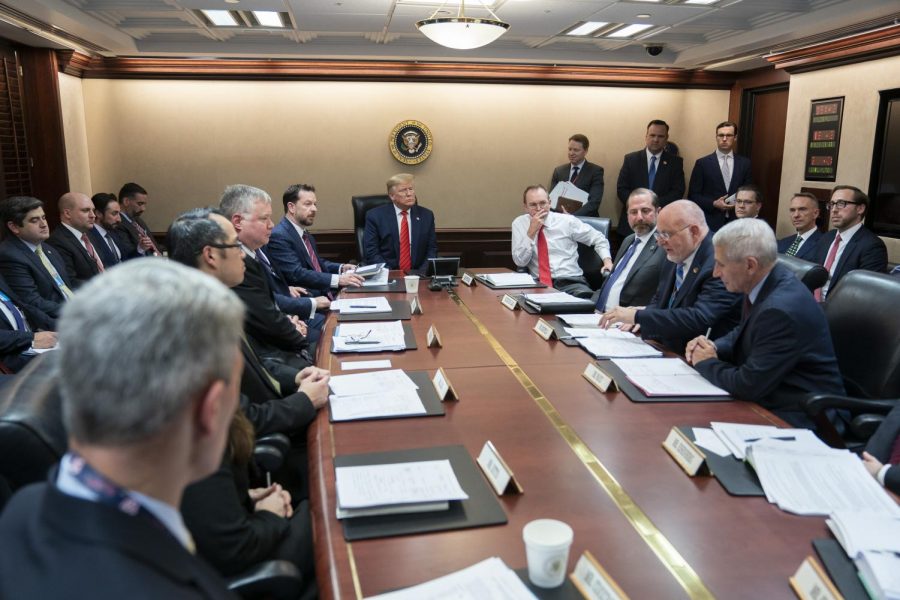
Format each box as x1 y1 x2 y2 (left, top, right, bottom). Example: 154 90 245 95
549 134 604 216
512 185 612 299
687 219 844 427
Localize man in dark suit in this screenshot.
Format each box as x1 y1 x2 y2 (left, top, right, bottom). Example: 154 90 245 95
114 182 160 259
45 192 105 288
776 192 823 260
0 196 73 328
733 185 763 219
862 403 900 495
89 193 124 267
813 185 887 301
363 173 437 271
0 272 56 372
687 121 752 231
594 188 666 312
266 183 362 298
0 259 240 598
550 133 605 217
615 120 685 236
688 219 844 428
600 200 741 353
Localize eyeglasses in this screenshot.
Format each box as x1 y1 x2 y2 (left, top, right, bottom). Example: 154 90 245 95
526 201 550 210
716 133 735 139
207 242 242 251
825 200 861 211
734 200 758 206
653 224 691 241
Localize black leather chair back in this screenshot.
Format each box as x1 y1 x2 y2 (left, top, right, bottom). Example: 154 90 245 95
575 216 611 290
776 254 828 292
825 270 900 398
0 354 66 506
351 195 392 262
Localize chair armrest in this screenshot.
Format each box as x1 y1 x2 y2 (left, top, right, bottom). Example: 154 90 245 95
253 445 284 474
255 433 291 455
226 559 303 600
802 394 897 416
849 414 886 442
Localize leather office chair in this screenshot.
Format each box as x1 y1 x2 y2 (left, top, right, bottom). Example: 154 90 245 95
802 270 900 447
775 254 828 292
351 195 392 263
575 216 611 290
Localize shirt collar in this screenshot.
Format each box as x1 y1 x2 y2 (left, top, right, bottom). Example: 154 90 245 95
837 220 864 240
61 222 85 240
645 148 662 162
240 243 256 259
681 246 700 273
394 204 411 217
636 227 655 244
716 150 733 160
289 218 306 238
93 223 109 237
748 269 772 305
571 160 586 170
23 239 39 252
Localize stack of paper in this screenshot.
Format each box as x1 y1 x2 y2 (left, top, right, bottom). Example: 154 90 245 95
611 358 726 396
557 313 602 327
522 292 587 305
355 263 385 278
333 296 391 314
827 510 900 599
361 269 390 287
856 551 900 600
577 335 662 359
329 370 426 421
335 459 469 519
333 321 407 353
476 272 537 287
364 557 538 600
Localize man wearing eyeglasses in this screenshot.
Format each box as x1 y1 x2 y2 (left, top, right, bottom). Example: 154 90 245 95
599 200 741 353
813 185 887 301
687 121 752 231
733 185 763 219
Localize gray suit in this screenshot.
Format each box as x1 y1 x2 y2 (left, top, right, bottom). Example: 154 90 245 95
593 232 666 310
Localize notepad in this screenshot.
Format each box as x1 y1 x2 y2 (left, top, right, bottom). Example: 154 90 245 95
339 296 391 314
333 321 407 352
476 272 537 287
330 388 427 422
335 459 469 510
612 357 727 396
328 369 418 396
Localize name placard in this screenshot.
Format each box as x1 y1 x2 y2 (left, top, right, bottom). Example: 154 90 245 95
570 552 630 600
533 318 556 341
500 294 519 311
582 362 617 393
431 367 459 401
476 441 523 496
426 324 442 348
662 427 708 477
789 556 842 600
461 272 475 287
410 295 423 315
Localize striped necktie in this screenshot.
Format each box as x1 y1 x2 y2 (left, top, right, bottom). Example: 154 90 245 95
669 262 685 308
36 245 74 299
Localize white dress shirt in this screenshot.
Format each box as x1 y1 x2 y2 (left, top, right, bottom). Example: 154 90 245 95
821 221 863 297
511 211 610 280
61 223 91 253
93 223 121 261
603 229 654 310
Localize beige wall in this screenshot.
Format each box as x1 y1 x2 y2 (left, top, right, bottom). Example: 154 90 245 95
778 54 900 262
69 78 729 232
57 73 92 196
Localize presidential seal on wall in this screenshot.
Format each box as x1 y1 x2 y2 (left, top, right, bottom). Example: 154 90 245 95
389 120 433 165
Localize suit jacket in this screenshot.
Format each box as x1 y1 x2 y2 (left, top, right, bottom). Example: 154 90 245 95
687 152 752 231
595 232 667 309
550 160 604 217
45 225 101 288
363 203 437 270
266 217 341 297
114 214 153 260
695 263 845 412
635 233 741 353
0 483 236 599
253 249 314 319
865 403 900 495
813 226 888 295
0 237 72 328
615 150 685 236
88 226 122 268
776 229 823 261
0 273 39 372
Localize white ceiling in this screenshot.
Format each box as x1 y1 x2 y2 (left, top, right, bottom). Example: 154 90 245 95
2 0 898 71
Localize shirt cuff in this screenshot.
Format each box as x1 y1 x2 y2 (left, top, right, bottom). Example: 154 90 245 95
330 274 340 288
877 464 891 486
308 303 317 319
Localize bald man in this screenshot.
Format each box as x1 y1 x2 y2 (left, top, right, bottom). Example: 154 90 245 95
46 192 106 288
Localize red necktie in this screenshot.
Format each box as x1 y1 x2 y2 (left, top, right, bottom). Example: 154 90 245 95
399 210 412 271
814 232 842 302
890 434 900 465
81 233 104 272
536 227 552 285
302 232 322 272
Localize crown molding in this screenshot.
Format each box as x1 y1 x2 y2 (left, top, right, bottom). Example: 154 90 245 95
766 23 900 73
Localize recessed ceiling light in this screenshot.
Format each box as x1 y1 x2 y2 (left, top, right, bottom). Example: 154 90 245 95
608 23 654 38
685 0 719 4
253 11 283 27
636 13 651 18
201 9 237 26
224 0 239 4
565 21 608 36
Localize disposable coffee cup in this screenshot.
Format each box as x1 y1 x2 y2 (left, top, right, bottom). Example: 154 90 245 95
404 275 419 293
522 519 573 588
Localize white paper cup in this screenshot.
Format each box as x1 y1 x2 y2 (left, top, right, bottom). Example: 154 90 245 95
522 519 573 588
404 275 419 293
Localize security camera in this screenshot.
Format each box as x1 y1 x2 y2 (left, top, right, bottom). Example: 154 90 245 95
645 45 664 57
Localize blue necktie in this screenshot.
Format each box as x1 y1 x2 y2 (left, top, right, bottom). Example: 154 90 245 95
648 155 657 189
669 262 684 308
0 291 27 331
596 237 641 311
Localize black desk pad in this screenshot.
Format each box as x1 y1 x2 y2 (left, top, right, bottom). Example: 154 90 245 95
812 539 869 600
342 280 406 293
336 444 507 541
676 426 764 496
330 323 417 354
337 299 412 322
328 370 445 422
515 568 583 599
597 360 734 403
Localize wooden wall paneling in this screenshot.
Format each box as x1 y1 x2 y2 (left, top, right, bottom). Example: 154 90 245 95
741 85 790 228
767 22 900 73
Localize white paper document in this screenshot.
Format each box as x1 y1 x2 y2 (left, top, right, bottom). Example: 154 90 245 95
557 313 602 327
332 321 407 353
361 269 390 287
339 296 391 314
827 511 900 558
329 369 418 397
335 459 469 509
855 551 900 600
340 360 393 371
692 427 731 457
364 557 538 600
476 272 538 287
709 422 826 460
563 326 634 339
612 358 727 396
330 388 427 421
578 336 663 359
549 181 588 210
522 292 588 305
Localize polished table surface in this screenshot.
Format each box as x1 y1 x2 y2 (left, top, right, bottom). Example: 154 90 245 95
310 270 830 600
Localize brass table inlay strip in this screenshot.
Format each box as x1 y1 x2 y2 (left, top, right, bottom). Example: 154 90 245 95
449 290 714 600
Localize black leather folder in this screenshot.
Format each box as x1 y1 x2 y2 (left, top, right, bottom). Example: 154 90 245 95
812 539 869 600
676 426 764 496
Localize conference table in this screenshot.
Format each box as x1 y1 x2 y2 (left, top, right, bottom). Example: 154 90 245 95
309 269 830 600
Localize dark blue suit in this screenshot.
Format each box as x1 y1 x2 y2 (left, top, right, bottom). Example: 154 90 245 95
635 233 741 353
615 150 684 236
87 226 122 268
687 152 752 231
363 203 437 270
0 237 72 328
776 230 823 261
254 249 322 342
265 218 341 297
0 273 42 372
865 403 900 495
695 263 845 420
813 226 887 295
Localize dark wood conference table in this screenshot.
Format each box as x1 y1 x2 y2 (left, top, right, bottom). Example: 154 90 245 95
310 270 829 600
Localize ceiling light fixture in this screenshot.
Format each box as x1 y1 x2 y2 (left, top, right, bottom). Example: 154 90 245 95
608 23 654 38
416 1 510 50
565 21 608 36
202 9 237 27
253 11 283 27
